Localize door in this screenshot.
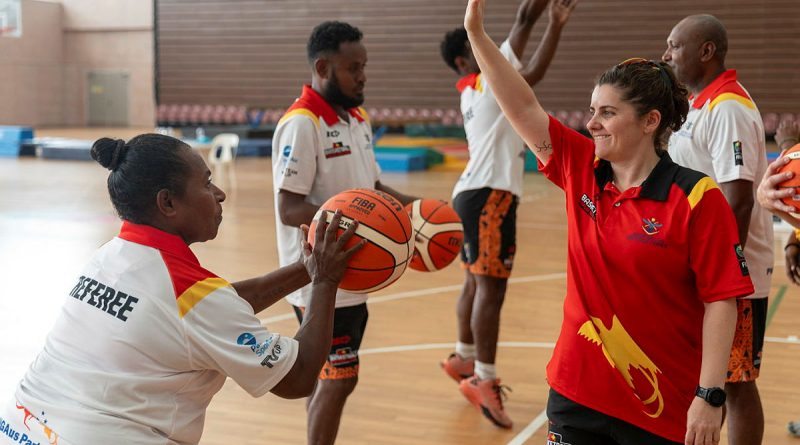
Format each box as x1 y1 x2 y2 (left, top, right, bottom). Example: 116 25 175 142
87 71 129 126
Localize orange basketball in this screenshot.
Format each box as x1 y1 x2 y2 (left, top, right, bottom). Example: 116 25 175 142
777 143 800 211
405 199 463 272
308 189 413 293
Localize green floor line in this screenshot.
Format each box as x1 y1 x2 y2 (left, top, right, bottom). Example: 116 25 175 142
766 285 787 329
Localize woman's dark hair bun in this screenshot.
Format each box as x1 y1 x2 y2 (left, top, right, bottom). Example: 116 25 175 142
91 137 127 171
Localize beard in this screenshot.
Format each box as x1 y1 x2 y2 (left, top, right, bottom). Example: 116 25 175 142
322 72 364 109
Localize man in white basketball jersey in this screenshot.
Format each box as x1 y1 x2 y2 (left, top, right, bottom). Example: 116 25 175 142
272 21 417 445
438 0 576 429
664 14 773 445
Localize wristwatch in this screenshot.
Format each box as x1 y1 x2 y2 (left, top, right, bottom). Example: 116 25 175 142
695 386 726 407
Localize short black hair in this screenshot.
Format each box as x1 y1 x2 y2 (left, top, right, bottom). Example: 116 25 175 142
91 134 191 224
440 27 469 73
307 21 363 63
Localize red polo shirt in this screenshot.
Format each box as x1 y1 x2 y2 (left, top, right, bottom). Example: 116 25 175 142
540 116 754 442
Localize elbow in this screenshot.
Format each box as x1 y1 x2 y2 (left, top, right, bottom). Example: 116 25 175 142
278 208 298 227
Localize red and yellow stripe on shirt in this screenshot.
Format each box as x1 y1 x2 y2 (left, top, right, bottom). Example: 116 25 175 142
118 221 230 318
692 69 755 112
278 84 367 128
160 254 230 318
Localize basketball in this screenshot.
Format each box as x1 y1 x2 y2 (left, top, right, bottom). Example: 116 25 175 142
308 189 413 293
405 199 463 272
777 143 800 211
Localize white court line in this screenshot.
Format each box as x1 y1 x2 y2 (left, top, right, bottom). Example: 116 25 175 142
507 409 549 445
359 341 556 355
259 272 567 325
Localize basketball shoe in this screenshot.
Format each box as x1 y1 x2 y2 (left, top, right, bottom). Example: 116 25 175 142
440 353 474 383
458 376 513 429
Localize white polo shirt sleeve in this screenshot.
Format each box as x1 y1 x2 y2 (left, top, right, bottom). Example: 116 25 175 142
707 100 761 183
182 285 299 397
273 115 320 196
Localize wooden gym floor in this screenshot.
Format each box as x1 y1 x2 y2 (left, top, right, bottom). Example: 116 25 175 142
0 128 798 444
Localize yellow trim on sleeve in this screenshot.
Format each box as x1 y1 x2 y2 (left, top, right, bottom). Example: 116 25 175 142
794 228 800 240
278 109 320 127
708 93 755 112
475 74 484 93
177 277 230 318
687 176 720 210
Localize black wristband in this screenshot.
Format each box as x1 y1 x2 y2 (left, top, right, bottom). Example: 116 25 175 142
784 243 800 251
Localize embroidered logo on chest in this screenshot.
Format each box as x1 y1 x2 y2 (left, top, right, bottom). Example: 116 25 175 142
641 217 663 235
324 141 352 158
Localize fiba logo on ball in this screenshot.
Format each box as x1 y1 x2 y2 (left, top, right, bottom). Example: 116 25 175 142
308 189 413 293
405 199 464 272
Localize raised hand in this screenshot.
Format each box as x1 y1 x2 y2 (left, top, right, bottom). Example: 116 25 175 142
464 0 487 35
776 119 800 151
301 210 365 286
549 0 578 26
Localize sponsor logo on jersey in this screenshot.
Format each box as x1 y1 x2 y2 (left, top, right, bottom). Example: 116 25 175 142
579 193 597 220
281 145 298 165
734 243 750 276
327 130 340 138
329 347 358 367
626 233 667 248
547 432 571 445
324 142 351 158
464 107 474 124
733 140 743 166
237 332 276 357
261 343 283 368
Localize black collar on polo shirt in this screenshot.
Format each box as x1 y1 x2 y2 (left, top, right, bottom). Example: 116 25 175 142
594 152 680 202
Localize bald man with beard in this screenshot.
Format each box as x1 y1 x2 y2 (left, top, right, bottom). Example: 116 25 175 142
663 14 773 445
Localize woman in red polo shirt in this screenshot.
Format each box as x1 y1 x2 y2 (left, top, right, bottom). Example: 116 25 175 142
464 1 752 444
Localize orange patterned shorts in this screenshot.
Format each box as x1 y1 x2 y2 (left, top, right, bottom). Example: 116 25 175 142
726 298 767 383
453 188 518 279
293 303 367 380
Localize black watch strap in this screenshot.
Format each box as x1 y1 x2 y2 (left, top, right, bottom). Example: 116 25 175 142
695 385 726 407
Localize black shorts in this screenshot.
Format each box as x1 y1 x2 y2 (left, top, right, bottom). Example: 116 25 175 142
293 303 368 380
546 389 682 445
453 188 518 278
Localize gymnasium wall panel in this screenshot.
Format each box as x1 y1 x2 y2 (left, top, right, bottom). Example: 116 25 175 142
156 0 799 114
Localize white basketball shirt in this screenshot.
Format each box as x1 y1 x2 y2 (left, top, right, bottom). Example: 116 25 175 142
272 85 381 308
453 40 527 199
668 69 773 299
13 222 298 444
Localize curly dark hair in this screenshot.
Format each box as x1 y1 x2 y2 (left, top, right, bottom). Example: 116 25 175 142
440 27 469 73
307 21 363 62
598 60 690 152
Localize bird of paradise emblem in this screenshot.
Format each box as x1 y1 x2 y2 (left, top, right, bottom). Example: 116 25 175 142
578 315 664 418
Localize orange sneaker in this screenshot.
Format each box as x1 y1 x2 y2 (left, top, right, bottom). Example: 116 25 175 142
440 353 474 383
458 376 513 429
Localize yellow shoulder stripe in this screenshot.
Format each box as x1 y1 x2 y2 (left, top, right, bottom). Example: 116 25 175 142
357 107 370 123
708 93 755 112
278 108 320 127
475 74 484 93
177 277 230 318
687 176 719 210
